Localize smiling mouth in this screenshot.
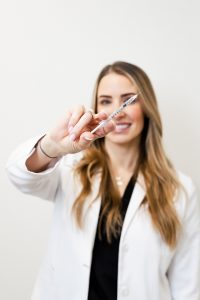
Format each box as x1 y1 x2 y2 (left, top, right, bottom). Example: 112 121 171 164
114 123 131 133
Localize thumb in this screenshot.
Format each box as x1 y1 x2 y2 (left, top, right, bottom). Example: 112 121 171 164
78 132 94 149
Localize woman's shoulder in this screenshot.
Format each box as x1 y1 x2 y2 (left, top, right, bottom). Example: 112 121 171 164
174 170 199 220
176 170 197 195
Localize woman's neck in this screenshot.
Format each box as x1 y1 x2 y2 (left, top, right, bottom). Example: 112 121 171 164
104 139 140 175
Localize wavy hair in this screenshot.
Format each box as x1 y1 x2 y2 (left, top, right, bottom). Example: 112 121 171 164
72 61 181 248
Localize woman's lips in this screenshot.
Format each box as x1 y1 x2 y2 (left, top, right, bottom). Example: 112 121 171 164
114 123 132 133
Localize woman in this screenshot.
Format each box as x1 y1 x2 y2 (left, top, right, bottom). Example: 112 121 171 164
6 61 200 300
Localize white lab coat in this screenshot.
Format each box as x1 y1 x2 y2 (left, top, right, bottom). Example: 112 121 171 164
6 136 200 300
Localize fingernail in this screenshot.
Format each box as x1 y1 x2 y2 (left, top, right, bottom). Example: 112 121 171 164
69 133 76 141
99 111 107 116
84 136 93 141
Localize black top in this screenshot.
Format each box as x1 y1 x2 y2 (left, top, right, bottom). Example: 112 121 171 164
87 176 135 300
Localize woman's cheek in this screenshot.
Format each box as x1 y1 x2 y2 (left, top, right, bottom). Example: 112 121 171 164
132 104 144 121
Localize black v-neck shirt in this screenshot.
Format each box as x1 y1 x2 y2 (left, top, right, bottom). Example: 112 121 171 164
87 177 136 300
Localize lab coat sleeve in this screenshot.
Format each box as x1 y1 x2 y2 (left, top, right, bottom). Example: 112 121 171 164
6 135 63 202
167 181 200 300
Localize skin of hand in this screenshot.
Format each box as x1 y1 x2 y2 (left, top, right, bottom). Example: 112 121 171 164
41 105 115 157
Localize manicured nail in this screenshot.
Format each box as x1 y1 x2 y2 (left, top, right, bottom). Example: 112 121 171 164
69 133 76 141
84 136 93 141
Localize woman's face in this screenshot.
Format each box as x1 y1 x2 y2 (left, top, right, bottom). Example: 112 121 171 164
97 73 144 146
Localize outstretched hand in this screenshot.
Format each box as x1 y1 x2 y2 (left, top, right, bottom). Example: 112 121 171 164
41 105 115 157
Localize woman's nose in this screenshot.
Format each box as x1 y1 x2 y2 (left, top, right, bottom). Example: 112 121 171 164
114 109 126 120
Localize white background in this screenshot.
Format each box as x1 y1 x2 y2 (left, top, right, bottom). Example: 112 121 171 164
0 0 199 299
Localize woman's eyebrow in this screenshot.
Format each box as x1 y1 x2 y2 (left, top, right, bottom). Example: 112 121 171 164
121 92 136 98
98 92 136 99
98 95 112 99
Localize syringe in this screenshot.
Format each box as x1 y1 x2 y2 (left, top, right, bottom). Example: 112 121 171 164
91 94 138 134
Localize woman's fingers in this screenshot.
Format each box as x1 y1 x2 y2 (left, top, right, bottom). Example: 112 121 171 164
48 111 72 141
68 105 85 130
70 111 116 142
78 119 116 143
68 110 107 141
93 119 116 137
70 111 93 140
47 106 116 154
95 111 108 120
78 132 94 148
44 107 116 155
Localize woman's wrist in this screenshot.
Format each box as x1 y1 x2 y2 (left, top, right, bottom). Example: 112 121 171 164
39 139 58 159
37 135 62 159
26 136 58 172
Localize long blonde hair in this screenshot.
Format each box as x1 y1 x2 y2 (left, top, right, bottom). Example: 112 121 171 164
72 61 181 248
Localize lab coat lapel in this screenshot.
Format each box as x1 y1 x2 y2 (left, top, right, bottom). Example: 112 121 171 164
80 173 146 264
121 173 146 240
80 175 101 267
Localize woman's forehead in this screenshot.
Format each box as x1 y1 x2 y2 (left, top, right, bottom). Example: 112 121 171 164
97 73 137 96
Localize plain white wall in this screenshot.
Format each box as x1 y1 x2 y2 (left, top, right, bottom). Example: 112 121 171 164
0 0 199 299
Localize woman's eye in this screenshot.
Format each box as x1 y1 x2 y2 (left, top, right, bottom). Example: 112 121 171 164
99 99 112 105
123 96 138 104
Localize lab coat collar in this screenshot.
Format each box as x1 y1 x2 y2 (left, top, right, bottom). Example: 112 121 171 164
81 172 146 266
89 171 146 242
121 172 146 241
